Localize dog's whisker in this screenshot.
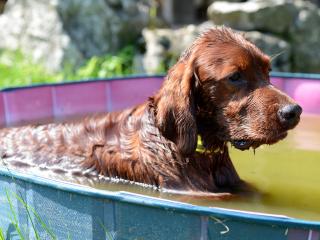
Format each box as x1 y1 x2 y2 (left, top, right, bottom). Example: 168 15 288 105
270 50 286 62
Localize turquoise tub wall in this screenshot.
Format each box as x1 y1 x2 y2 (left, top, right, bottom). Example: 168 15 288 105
1 168 320 240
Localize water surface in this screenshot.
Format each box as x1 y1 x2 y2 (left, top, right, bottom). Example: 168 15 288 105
91 114 320 221
2 115 320 221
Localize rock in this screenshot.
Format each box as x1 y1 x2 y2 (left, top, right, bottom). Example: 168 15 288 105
161 0 196 25
245 31 291 72
0 0 149 72
142 25 200 74
289 1 320 72
308 0 320 7
142 22 216 74
143 23 291 74
207 0 320 72
207 0 299 35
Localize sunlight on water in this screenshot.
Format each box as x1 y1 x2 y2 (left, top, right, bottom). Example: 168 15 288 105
226 114 320 220
92 114 320 221
2 115 319 221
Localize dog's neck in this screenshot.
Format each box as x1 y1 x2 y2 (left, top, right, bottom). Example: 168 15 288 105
195 103 226 153
149 95 225 156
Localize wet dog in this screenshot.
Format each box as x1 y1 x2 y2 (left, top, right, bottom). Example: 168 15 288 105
0 27 302 197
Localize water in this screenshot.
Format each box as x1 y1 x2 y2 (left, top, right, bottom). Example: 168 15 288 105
2 115 320 221
227 114 320 220
91 114 320 221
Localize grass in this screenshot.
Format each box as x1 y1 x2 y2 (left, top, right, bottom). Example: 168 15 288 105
0 228 5 240
2 189 56 240
0 46 137 89
1 189 116 240
0 50 62 89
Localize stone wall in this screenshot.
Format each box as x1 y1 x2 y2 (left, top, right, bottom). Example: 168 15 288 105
0 0 149 72
1 0 319 74
143 0 320 74
208 0 320 73
142 22 292 74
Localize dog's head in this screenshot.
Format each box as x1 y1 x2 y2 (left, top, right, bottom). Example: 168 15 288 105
155 27 302 155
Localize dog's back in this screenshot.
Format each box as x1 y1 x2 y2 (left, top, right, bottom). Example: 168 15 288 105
0 110 123 173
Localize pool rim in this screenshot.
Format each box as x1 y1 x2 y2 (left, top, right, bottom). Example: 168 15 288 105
1 167 320 230
1 72 320 92
1 72 320 232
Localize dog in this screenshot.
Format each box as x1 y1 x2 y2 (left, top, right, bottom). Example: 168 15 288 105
0 27 302 198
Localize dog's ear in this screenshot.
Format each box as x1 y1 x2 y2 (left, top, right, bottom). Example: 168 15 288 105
155 59 197 156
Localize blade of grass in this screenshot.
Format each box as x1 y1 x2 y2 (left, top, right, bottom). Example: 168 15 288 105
21 198 40 240
98 218 115 240
98 219 116 240
0 227 5 240
5 190 25 240
12 191 56 240
67 232 72 240
1 158 57 240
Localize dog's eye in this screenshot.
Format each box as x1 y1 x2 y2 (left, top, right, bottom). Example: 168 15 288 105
228 72 241 83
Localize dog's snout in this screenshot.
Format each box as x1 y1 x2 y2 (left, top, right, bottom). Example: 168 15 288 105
277 104 302 128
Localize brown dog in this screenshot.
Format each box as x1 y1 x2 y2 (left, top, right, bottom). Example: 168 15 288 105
0 27 301 197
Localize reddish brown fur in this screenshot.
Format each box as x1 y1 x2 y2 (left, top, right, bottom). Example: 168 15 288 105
0 27 300 196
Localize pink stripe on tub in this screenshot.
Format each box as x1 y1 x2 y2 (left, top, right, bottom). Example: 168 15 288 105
284 79 320 114
109 78 163 111
287 229 320 240
3 86 53 124
0 92 5 127
53 82 107 118
287 229 309 240
270 77 284 90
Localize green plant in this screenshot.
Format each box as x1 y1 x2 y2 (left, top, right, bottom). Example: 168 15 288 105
71 45 135 80
5 190 26 239
4 189 57 240
0 228 5 240
148 0 158 29
1 188 115 240
0 50 62 89
0 46 136 89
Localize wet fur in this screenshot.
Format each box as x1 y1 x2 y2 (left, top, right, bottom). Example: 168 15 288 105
0 27 299 197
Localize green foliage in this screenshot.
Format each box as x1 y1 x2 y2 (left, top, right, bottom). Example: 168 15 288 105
0 46 136 89
1 189 115 240
0 50 62 89
4 189 57 240
0 228 4 240
71 45 135 80
5 190 26 240
148 0 158 29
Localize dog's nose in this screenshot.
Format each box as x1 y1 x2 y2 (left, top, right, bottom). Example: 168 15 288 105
277 104 302 127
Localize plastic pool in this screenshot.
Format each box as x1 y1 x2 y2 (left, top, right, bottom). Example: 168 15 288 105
0 73 319 240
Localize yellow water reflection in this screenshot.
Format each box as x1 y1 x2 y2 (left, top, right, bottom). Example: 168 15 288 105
225 114 320 220
94 114 320 221
3 115 320 220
